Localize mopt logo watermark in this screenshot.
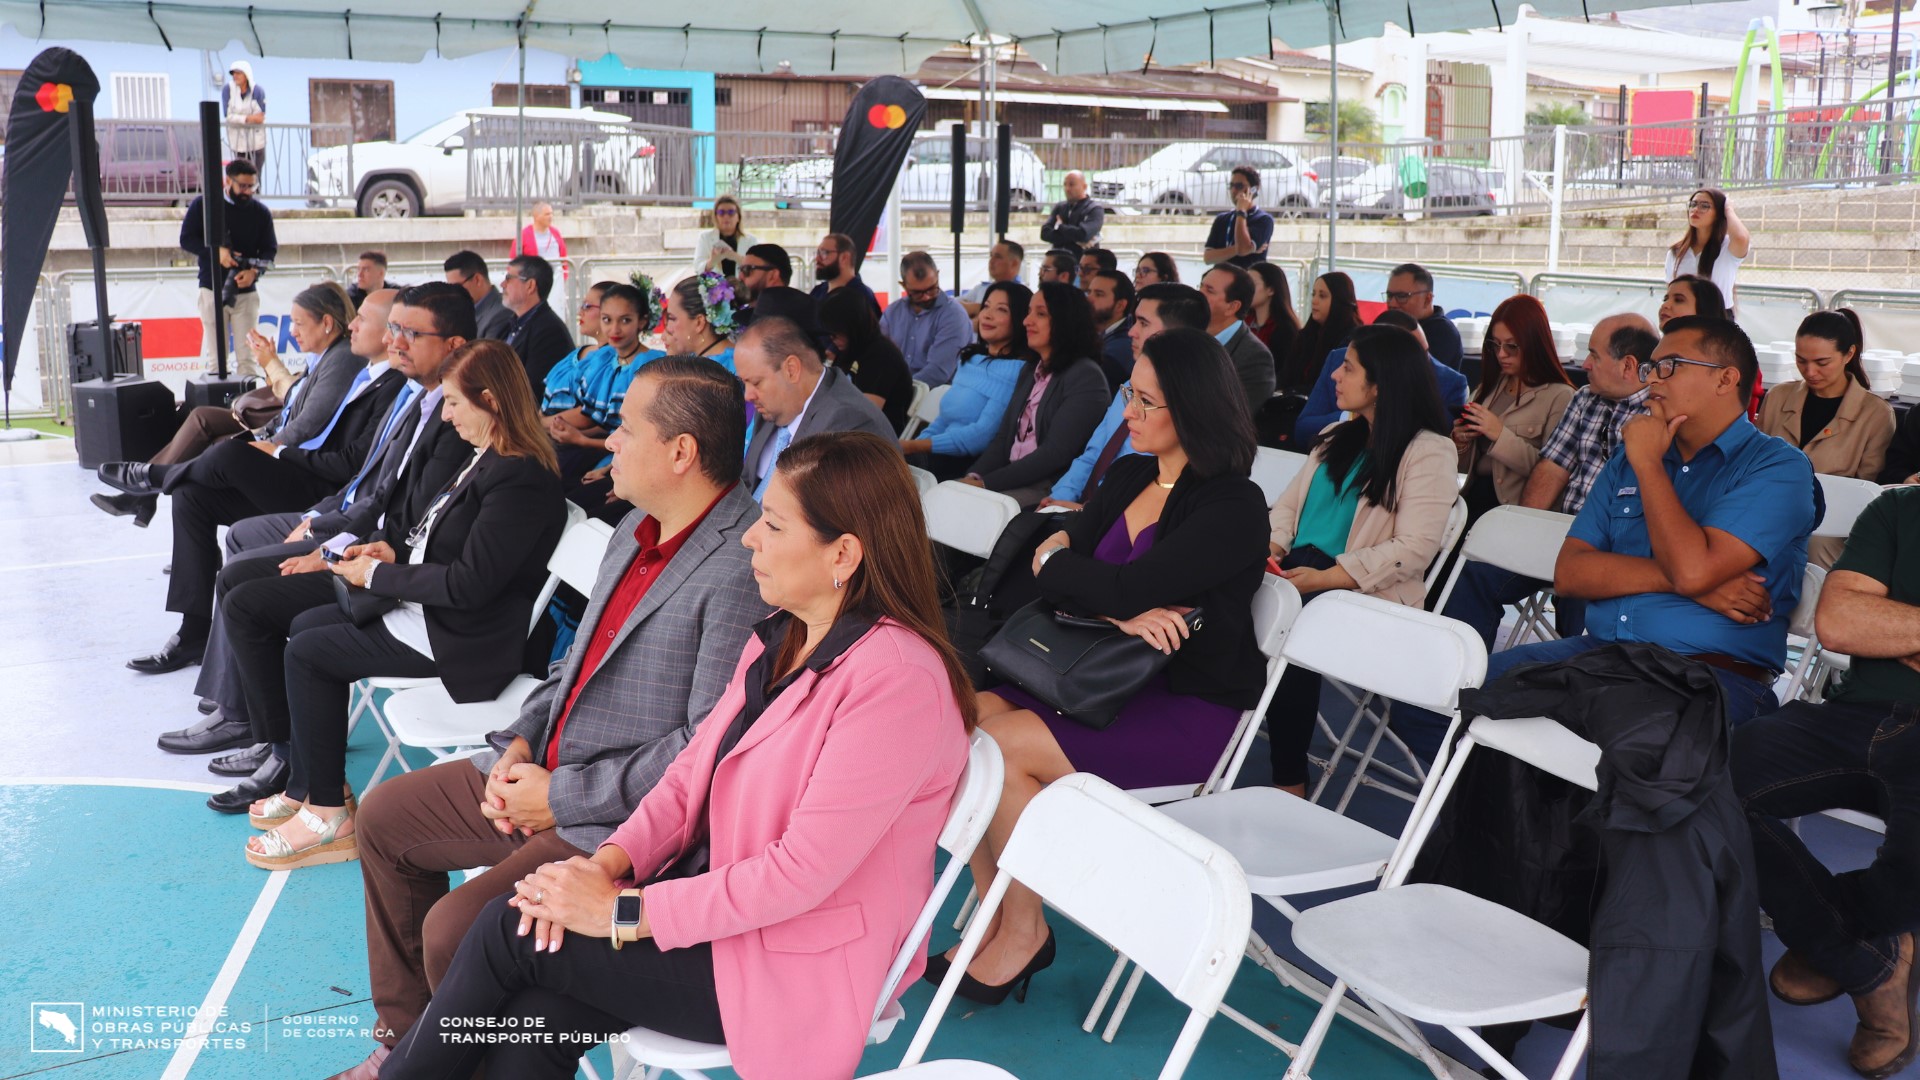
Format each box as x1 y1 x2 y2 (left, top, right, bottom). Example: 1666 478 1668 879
29 1002 85 1053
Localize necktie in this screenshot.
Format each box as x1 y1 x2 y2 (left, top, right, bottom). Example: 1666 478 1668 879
1086 423 1134 492
340 383 418 509
753 426 795 501
299 366 374 450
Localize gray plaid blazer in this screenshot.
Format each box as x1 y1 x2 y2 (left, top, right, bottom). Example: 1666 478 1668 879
473 483 770 850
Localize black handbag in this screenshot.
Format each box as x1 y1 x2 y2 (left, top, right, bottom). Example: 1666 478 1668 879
979 601 1204 730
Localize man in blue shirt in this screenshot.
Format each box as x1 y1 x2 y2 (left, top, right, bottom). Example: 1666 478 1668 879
1039 283 1209 510
1291 309 1468 446
1479 315 1817 725
807 232 880 317
879 251 974 386
1435 312 1657 649
1202 164 1274 269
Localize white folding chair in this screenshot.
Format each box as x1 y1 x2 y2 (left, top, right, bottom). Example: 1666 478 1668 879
1815 473 1884 539
1430 505 1577 652
361 507 603 789
922 480 1022 560
867 1064 1022 1080
1774 565 1888 835
1311 495 1471 812
1251 447 1311 506
611 732 1004 1080
908 465 939 495
901 774 1250 1080
1285 714 1600 1080
1100 592 1488 1053
902 382 950 439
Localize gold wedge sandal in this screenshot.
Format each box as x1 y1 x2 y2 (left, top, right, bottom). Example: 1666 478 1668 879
245 806 358 870
248 786 357 830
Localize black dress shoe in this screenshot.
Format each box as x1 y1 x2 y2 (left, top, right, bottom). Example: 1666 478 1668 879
198 697 219 715
127 634 204 674
209 742 272 777
158 711 253 754
97 461 156 495
207 755 288 814
90 492 158 527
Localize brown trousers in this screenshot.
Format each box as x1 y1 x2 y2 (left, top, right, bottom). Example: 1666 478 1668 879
355 758 589 1044
149 405 247 466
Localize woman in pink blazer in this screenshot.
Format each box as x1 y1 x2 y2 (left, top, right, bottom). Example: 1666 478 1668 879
379 432 975 1080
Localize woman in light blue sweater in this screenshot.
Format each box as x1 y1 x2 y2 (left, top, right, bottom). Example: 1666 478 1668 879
900 281 1034 480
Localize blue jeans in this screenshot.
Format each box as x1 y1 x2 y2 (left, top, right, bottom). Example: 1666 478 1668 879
1735 698 1920 994
1440 561 1588 654
1391 634 1779 763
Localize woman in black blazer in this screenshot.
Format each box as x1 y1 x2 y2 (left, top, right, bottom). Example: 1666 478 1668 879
965 282 1111 507
930 328 1267 1003
236 340 566 872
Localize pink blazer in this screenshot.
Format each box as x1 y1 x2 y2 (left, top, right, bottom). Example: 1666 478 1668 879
602 618 969 1080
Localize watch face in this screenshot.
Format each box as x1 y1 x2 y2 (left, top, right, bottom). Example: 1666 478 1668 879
615 895 643 925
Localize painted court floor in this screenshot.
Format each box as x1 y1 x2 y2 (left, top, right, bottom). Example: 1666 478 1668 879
0 433 1889 1079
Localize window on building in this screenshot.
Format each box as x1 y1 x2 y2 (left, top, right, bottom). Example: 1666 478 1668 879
111 73 170 120
309 78 395 147
491 83 571 108
714 87 734 107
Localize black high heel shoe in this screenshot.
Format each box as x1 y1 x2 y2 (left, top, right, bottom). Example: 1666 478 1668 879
952 931 1057 1006
921 948 954 987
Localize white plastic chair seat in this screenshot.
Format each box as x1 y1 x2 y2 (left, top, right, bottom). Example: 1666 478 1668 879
1155 786 1395 896
620 1000 906 1070
866 1062 1022 1079
384 674 545 747
1290 882 1589 1027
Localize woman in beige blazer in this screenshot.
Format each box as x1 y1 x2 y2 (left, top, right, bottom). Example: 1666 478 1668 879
1455 295 1576 515
1759 309 1897 566
1265 325 1458 793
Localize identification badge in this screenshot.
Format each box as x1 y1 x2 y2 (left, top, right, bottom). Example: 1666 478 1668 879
1617 486 1638 496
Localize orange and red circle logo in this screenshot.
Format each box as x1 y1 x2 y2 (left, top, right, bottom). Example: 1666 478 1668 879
866 104 907 129
35 82 74 113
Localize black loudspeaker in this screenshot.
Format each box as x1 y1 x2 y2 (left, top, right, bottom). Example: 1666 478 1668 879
992 123 1012 237
72 376 175 469
185 374 250 411
67 99 110 248
949 125 967 234
67 320 142 384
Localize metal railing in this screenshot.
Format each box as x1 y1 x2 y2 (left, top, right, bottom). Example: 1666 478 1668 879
39 119 357 206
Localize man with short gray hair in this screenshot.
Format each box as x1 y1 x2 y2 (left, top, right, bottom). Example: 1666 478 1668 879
880 251 974 386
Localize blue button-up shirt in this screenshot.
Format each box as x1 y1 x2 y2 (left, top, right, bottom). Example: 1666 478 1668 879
880 291 975 386
1569 416 1816 671
1049 388 1140 503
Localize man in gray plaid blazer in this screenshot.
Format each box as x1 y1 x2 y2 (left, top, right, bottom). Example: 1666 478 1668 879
342 358 769 1077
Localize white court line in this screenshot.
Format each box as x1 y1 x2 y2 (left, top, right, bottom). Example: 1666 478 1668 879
0 551 168 573
162 869 290 1080
0 775 228 794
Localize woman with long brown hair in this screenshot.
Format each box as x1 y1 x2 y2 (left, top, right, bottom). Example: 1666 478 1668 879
382 431 973 1080
1666 188 1750 302
227 339 566 870
1455 294 1575 519
1282 271 1361 392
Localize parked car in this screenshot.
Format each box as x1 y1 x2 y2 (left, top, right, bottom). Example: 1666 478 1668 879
1089 142 1320 215
305 106 656 218
1308 154 1373 195
1333 161 1503 217
1 121 204 208
770 133 1047 210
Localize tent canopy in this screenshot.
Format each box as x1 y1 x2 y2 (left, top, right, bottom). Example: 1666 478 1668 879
0 0 1690 75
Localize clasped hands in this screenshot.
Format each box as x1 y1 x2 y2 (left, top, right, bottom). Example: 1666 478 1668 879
481 736 558 837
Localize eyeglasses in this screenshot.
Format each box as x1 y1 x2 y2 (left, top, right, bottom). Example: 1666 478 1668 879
1385 290 1431 302
1686 199 1715 211
387 322 452 345
1488 339 1524 356
901 282 942 301
1638 355 1730 383
738 263 772 276
1228 182 1250 192
1119 384 1166 414
579 301 601 312
715 208 739 217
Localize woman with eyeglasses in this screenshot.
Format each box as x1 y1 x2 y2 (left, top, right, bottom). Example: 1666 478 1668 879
545 283 663 484
931 327 1267 1004
1456 294 1575 521
963 282 1111 508
541 279 619 415
1666 188 1749 302
694 193 760 282
901 281 1035 480
1134 251 1180 288
225 340 565 870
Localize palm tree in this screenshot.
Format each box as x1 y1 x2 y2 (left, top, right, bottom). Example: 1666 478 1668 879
1526 102 1592 128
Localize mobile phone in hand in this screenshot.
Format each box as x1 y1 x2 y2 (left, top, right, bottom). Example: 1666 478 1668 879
319 546 343 564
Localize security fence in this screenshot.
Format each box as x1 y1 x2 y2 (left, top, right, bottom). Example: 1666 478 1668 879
37 118 356 206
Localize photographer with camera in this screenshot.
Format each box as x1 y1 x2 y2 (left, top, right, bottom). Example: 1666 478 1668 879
181 159 278 379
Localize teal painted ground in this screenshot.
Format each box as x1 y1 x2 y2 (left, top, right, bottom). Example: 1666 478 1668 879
0 722 1429 1079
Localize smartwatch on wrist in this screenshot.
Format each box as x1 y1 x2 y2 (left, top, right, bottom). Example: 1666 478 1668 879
610 889 644 949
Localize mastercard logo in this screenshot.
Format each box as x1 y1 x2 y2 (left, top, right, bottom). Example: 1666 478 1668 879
866 104 908 129
35 82 74 113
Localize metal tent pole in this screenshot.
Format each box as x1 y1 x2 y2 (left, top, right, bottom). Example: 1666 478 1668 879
515 28 528 242
1327 0 1339 272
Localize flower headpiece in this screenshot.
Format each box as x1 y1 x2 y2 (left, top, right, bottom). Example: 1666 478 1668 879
627 270 658 322
650 269 738 338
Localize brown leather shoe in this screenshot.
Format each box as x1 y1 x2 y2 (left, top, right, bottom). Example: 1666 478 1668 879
322 1043 389 1080
1850 933 1920 1079
1773 947 1845 1006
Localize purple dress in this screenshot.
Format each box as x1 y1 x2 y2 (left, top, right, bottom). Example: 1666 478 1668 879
993 514 1244 789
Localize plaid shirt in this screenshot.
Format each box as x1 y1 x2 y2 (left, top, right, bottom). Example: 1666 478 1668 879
1538 385 1651 514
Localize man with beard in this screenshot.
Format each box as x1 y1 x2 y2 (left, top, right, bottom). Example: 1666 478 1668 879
807 232 879 317
181 159 277 379
1085 268 1136 390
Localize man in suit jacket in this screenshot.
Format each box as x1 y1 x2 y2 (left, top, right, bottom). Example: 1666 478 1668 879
446 249 514 340
500 254 575 391
1201 263 1276 412
311 358 771 1080
163 286 477 769
737 312 895 499
128 296 411 676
